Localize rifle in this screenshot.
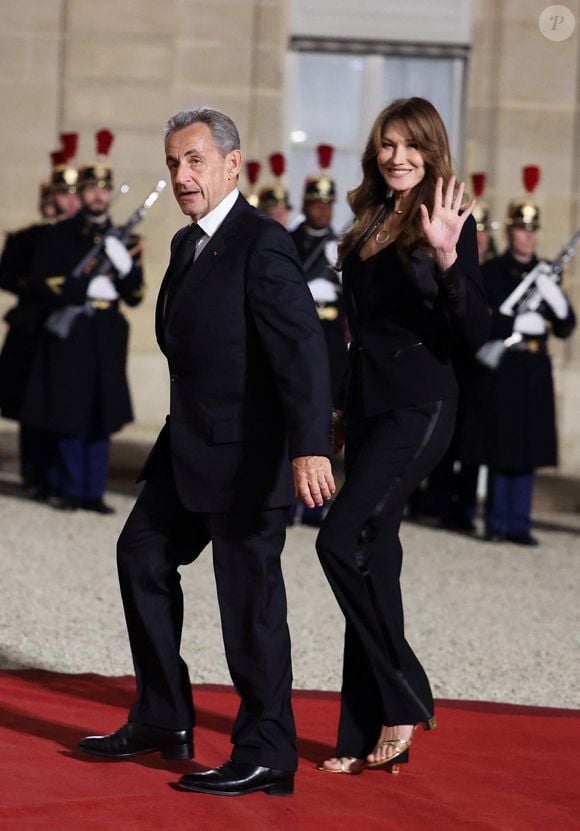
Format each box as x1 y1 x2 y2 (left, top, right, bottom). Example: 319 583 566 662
71 179 166 279
476 228 580 369
498 228 580 317
45 180 166 339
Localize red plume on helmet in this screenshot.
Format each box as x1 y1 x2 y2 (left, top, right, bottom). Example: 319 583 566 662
60 132 78 162
96 129 114 159
471 173 486 198
268 153 285 178
76 129 114 189
49 146 78 194
50 150 66 167
316 144 334 170
522 165 540 194
246 161 261 185
505 166 541 230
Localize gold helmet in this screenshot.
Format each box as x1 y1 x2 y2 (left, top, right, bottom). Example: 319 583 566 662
49 132 78 194
470 172 490 231
303 144 336 204
244 160 261 208
258 153 292 211
77 129 115 189
506 165 541 230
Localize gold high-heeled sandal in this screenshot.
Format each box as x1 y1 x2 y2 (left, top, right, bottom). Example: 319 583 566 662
367 718 436 774
317 756 367 775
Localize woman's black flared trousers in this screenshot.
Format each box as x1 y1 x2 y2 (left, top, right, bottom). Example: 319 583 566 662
316 398 456 757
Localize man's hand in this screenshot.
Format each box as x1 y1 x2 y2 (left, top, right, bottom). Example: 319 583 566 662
292 456 335 509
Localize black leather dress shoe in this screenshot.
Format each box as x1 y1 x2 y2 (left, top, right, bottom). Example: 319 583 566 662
507 532 539 547
78 722 193 760
82 498 115 515
175 760 294 796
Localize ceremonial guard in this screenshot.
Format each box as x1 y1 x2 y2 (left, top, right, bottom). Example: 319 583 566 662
290 144 347 398
50 133 82 220
0 135 80 497
477 166 576 544
408 172 495 532
21 129 145 513
257 153 292 227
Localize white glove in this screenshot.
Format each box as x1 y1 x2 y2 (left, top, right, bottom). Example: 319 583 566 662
104 235 133 277
475 340 507 370
536 272 568 319
86 275 120 300
308 277 338 303
324 240 339 269
513 311 546 336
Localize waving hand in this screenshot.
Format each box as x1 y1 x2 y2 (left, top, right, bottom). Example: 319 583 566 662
419 176 476 271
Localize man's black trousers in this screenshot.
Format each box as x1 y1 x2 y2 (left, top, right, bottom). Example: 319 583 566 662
116 451 297 771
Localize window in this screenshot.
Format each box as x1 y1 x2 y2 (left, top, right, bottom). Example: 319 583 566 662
285 45 466 230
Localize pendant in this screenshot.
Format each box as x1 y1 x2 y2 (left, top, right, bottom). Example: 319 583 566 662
375 229 390 245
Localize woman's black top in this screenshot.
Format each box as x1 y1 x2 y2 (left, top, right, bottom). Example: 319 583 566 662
339 215 490 416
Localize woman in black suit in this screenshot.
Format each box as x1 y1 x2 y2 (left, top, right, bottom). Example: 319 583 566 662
316 98 490 775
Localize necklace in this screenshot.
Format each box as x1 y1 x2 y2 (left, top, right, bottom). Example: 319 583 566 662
373 201 402 245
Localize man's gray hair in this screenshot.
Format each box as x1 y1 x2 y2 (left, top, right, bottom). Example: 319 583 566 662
165 107 240 156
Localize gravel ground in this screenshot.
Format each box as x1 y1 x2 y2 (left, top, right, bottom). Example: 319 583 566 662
1 468 579 709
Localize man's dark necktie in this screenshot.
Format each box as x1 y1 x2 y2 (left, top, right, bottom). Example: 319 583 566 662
164 222 205 318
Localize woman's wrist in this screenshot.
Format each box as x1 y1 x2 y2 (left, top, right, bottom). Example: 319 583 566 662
435 248 457 271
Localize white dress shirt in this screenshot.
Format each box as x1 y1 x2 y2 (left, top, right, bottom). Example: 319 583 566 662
192 188 240 260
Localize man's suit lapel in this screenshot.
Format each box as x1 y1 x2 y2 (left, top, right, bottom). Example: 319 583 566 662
155 226 189 349
161 194 251 335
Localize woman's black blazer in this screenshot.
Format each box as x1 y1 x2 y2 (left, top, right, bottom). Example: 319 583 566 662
340 215 490 415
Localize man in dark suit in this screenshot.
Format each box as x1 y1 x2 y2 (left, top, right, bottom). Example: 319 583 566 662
78 107 334 797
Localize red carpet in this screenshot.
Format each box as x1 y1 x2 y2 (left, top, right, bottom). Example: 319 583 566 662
0 671 579 831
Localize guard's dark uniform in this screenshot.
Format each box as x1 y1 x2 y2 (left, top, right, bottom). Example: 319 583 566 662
20 211 144 502
0 223 51 420
290 222 347 398
481 251 575 470
0 222 56 492
480 249 576 540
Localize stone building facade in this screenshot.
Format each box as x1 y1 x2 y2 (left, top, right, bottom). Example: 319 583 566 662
1 0 579 486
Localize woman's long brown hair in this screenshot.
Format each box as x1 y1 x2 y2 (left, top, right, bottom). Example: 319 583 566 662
338 97 455 266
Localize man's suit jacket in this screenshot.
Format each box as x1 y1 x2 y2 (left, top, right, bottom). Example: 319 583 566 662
140 193 332 512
